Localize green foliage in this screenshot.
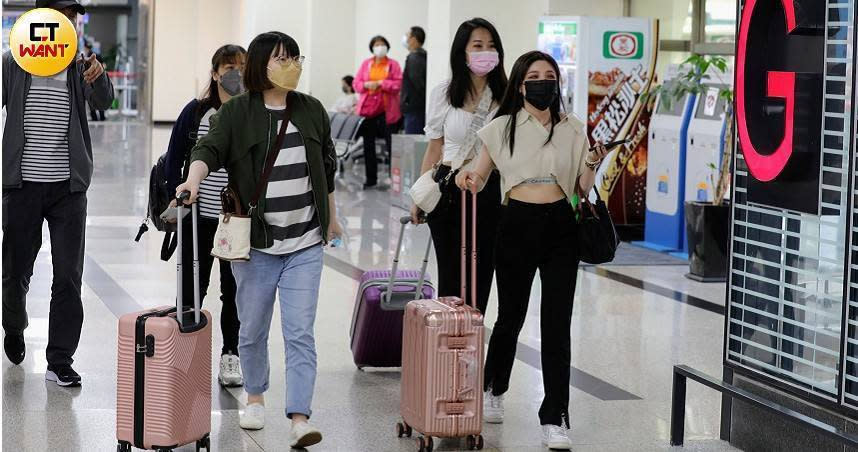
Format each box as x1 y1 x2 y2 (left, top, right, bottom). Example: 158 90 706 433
642 54 736 206
642 55 733 111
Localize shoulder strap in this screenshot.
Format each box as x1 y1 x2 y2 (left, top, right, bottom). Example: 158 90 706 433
249 92 294 209
452 86 494 170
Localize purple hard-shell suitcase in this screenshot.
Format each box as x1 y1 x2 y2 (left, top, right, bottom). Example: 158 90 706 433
349 216 434 369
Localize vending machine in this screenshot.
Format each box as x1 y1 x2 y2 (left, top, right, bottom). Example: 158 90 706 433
635 65 696 252
538 16 659 228
672 76 732 259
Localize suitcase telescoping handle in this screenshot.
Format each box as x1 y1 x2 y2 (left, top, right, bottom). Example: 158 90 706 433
461 189 477 309
176 191 201 327
384 216 433 309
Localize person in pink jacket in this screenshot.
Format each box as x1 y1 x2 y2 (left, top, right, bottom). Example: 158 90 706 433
353 35 402 189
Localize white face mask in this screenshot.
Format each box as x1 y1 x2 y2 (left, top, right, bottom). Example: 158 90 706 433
373 45 389 58
401 35 410 50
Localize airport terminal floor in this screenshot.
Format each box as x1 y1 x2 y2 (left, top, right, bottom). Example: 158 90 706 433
0 120 739 451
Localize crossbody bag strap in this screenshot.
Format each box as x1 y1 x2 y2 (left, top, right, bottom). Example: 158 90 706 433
451 86 494 171
249 92 294 210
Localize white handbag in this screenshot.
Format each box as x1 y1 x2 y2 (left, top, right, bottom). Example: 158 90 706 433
409 86 493 214
409 167 443 213
211 191 252 261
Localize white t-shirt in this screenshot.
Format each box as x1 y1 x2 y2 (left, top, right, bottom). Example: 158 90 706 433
332 93 358 114
424 79 498 164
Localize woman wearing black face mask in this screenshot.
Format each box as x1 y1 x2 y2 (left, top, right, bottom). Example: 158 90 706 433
164 44 247 389
456 51 609 451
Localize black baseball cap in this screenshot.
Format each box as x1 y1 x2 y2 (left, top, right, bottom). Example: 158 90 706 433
35 0 86 15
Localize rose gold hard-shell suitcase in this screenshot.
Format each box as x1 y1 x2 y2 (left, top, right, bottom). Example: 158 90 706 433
117 195 212 452
397 190 485 451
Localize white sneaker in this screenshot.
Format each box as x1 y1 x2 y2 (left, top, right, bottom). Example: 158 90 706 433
290 421 323 448
483 391 504 424
239 403 265 430
218 354 244 387
542 424 572 450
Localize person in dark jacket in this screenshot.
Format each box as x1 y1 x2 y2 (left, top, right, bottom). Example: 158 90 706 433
164 44 247 389
401 26 427 134
176 31 342 448
2 0 114 387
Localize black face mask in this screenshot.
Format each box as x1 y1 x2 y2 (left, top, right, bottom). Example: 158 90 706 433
524 80 559 111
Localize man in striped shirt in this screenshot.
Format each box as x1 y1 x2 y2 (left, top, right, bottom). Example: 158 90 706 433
1 0 114 387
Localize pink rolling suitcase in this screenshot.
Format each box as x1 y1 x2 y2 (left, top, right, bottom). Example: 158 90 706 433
350 215 435 369
116 195 212 452
397 190 485 451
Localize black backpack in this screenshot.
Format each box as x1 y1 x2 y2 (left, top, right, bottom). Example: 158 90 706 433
135 153 179 261
135 104 207 260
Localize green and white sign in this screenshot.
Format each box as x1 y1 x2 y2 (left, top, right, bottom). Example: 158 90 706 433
603 31 644 59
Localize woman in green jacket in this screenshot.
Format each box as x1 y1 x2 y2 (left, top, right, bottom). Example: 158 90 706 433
177 31 341 449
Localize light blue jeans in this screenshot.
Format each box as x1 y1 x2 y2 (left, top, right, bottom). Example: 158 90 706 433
231 245 323 418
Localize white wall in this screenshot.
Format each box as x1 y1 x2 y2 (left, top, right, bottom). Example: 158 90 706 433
547 0 624 16
309 0 357 109
425 0 552 99
353 0 428 72
151 0 240 122
151 0 197 121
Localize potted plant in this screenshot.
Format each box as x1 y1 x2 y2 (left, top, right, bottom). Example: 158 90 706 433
644 55 734 282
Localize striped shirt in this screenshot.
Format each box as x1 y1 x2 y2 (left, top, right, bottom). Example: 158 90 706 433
22 71 70 182
196 108 229 219
256 106 322 255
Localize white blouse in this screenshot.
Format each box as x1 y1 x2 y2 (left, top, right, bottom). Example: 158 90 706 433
424 79 498 164
478 111 591 205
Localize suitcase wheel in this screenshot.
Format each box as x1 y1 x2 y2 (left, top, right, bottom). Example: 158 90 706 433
396 422 413 438
466 434 484 450
116 443 131 452
416 436 433 452
196 435 211 451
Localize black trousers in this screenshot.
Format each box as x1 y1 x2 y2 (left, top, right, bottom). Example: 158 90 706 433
426 171 501 314
359 113 391 185
179 214 240 356
2 181 86 367
483 199 579 427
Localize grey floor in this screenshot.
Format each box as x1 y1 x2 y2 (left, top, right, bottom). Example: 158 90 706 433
1 120 740 451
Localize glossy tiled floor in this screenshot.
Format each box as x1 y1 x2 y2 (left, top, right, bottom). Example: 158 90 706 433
2 120 739 451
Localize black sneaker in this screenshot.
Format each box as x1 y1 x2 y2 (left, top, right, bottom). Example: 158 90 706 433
46 365 82 387
4 334 25 365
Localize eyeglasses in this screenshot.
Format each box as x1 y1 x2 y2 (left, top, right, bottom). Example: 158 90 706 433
273 55 305 67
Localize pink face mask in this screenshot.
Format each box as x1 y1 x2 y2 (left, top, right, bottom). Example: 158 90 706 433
467 51 499 76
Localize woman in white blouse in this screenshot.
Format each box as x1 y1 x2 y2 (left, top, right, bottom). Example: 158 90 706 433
456 51 609 450
411 17 507 315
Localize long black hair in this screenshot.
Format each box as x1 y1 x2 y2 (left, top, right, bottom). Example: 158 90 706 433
199 44 246 113
447 18 507 109
495 51 563 155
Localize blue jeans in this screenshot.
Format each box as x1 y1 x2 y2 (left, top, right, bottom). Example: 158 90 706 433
231 245 324 418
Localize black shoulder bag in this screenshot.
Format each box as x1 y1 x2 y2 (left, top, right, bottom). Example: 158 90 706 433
576 189 620 265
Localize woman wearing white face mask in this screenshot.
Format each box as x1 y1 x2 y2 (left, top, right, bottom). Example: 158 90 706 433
411 18 507 316
164 44 246 389
353 35 403 189
177 31 342 448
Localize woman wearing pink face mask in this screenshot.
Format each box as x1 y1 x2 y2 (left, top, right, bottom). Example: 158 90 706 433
412 18 507 316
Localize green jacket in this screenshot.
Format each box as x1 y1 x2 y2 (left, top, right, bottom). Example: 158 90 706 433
190 91 336 249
